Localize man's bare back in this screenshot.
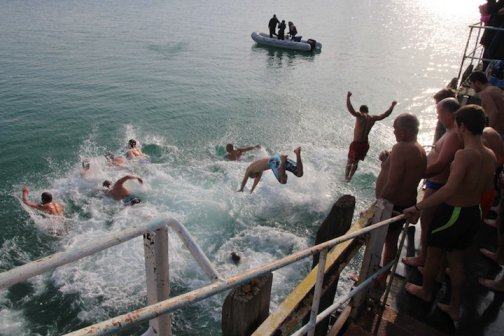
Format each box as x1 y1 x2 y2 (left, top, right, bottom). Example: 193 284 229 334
103 175 143 201
22 186 64 216
480 86 504 133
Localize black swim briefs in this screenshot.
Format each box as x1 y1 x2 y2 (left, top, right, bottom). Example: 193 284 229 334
427 203 481 251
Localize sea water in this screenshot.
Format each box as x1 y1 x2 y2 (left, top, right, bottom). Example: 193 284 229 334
0 0 481 334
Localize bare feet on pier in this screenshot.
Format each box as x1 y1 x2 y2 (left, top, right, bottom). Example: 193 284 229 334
480 248 504 265
402 256 425 267
479 277 504 292
437 302 460 322
404 282 433 302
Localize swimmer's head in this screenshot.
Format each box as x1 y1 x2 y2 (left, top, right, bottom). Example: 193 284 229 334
128 139 137 148
82 160 90 170
226 144 234 152
103 180 112 188
104 152 114 161
359 105 369 113
41 192 52 204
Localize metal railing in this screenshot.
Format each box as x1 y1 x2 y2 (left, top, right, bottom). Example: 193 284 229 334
456 22 504 87
0 199 407 336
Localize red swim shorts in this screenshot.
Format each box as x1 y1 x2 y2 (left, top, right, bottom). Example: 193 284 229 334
348 141 370 162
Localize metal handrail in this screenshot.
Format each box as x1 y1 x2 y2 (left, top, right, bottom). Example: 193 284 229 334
67 213 405 335
457 21 504 87
0 205 406 335
0 218 221 290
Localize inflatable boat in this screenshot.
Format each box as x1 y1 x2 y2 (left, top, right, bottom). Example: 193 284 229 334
251 32 322 52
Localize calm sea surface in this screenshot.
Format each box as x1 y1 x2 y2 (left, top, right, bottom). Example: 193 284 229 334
0 0 481 334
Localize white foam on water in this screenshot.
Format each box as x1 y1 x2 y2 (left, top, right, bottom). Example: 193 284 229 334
5 126 372 334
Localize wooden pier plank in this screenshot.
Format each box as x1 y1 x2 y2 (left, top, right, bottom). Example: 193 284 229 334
252 206 377 336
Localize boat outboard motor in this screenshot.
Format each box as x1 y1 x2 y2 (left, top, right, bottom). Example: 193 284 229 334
307 39 317 51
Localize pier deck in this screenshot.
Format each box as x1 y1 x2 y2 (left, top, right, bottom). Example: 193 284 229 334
345 221 504 336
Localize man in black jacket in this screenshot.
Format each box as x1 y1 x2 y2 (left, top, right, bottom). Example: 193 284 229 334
268 15 279 38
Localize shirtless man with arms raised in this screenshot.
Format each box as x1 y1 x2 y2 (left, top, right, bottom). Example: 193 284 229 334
237 147 303 193
22 186 64 216
469 71 504 135
345 91 397 181
403 105 497 322
103 175 143 205
375 113 427 287
402 98 463 267
225 143 261 161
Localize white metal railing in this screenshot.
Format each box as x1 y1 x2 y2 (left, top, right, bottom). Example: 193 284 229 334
0 200 407 336
457 22 504 87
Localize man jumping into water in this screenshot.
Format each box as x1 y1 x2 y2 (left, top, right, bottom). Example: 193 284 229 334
103 175 143 205
21 186 64 216
237 147 303 193
345 91 397 181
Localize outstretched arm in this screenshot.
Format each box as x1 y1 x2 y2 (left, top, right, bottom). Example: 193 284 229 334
238 144 261 154
115 175 143 187
22 186 42 210
374 101 397 121
346 91 362 118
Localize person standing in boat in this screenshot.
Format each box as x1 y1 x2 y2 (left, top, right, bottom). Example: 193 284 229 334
268 14 279 38
375 113 427 288
403 105 496 322
468 71 504 137
21 186 64 216
277 20 287 40
344 91 397 181
288 21 298 40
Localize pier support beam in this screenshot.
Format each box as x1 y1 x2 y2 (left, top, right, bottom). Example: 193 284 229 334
350 199 392 318
144 226 171 336
305 195 355 336
222 272 273 336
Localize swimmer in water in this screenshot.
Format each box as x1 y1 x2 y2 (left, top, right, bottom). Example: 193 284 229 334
103 175 143 205
21 186 64 216
80 159 91 178
237 147 303 193
126 139 143 159
225 143 261 161
105 152 126 166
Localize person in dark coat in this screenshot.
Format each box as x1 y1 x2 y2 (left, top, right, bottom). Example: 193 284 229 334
288 21 298 40
268 14 279 38
277 20 286 40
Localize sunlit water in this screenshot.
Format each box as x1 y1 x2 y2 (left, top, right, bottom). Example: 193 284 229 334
0 0 482 334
